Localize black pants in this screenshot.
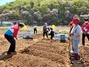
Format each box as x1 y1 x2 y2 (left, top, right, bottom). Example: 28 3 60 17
43 31 48 38
50 35 54 40
82 33 89 45
34 28 37 34
4 34 16 53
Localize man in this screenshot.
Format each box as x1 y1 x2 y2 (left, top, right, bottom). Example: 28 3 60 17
43 23 48 39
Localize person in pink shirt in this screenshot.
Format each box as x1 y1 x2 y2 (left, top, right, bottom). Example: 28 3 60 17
82 18 89 46
4 22 24 55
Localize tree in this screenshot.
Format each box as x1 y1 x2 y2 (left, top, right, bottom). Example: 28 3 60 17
30 1 34 8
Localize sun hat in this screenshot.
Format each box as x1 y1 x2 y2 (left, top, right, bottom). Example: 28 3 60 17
70 18 79 25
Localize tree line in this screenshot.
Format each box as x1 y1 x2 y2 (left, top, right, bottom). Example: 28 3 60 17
0 0 89 25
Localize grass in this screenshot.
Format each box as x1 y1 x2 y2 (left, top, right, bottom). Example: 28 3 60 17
0 28 8 30
60 31 69 34
20 29 42 33
0 26 70 34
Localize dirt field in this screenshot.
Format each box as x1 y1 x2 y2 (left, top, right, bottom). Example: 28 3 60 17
0 27 89 67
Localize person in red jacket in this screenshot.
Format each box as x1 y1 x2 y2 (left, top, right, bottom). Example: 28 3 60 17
4 22 24 55
82 18 89 46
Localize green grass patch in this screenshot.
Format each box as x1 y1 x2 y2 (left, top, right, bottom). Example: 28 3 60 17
60 31 69 34
20 29 42 33
0 28 8 30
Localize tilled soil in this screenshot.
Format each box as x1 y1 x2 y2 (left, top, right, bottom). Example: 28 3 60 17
0 30 89 67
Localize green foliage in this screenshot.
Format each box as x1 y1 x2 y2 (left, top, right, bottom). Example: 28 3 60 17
0 0 89 25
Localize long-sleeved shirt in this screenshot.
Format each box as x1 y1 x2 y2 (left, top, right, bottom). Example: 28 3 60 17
43 25 47 32
82 21 89 33
49 30 54 37
85 23 89 34
71 25 81 40
5 24 20 38
34 26 37 29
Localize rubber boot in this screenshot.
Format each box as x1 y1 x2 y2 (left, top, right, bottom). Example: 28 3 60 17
71 53 75 60
74 53 79 60
71 53 79 60
71 53 74 57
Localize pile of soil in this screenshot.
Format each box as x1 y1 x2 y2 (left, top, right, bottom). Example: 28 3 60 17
79 46 89 67
21 39 70 67
3 39 70 67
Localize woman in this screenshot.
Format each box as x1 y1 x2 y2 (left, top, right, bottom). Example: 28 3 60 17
4 22 24 55
70 18 81 60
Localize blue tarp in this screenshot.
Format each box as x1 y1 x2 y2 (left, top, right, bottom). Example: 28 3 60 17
53 34 69 40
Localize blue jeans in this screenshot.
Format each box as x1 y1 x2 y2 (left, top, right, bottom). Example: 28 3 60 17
72 39 80 54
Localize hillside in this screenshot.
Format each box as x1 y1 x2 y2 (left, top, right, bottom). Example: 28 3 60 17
0 0 89 25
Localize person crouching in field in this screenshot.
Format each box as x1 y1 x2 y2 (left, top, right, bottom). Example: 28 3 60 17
69 18 81 60
82 18 89 46
4 22 24 55
49 28 54 41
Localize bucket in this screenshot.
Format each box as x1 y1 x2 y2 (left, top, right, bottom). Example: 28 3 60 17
60 35 66 42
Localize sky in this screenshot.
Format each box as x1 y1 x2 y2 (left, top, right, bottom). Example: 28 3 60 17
0 0 16 6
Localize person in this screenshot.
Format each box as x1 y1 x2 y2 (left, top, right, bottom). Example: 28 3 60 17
81 18 89 46
69 22 74 53
69 22 73 34
33 26 37 34
4 22 24 55
70 18 81 60
49 28 54 41
13 22 17 25
43 23 48 39
47 26 51 33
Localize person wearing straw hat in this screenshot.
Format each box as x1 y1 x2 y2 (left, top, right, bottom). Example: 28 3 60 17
4 22 24 55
